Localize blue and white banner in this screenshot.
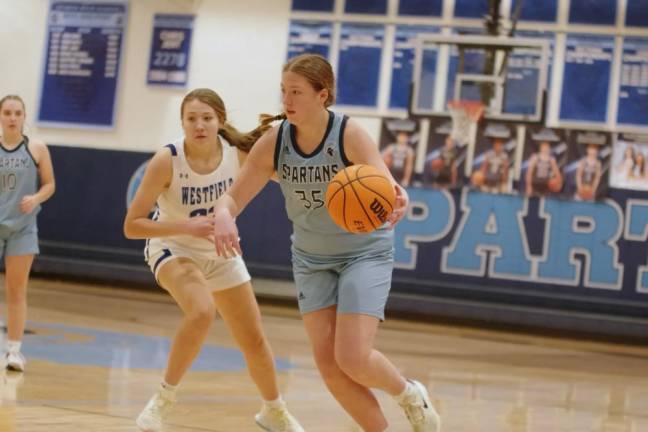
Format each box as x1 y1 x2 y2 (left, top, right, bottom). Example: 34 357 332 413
287 20 332 61
617 37 648 126
38 0 127 128
147 14 194 87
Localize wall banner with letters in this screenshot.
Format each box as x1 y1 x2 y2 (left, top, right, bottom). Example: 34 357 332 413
147 14 194 87
38 0 128 128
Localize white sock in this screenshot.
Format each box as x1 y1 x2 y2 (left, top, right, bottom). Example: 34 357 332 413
7 340 22 354
264 396 285 409
160 381 178 394
394 380 416 404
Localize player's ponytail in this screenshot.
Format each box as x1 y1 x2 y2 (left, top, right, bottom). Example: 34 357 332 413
218 113 286 153
259 113 286 126
218 121 273 153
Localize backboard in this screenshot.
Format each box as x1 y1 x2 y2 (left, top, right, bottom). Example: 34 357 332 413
411 35 550 122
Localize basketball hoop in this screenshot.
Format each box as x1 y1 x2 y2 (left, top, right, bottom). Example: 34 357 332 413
448 100 484 146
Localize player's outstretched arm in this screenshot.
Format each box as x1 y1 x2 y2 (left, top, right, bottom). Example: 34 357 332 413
213 126 279 257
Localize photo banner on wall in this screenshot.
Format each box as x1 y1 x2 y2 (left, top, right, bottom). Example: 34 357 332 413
147 14 194 87
610 133 648 191
38 0 128 129
378 118 420 188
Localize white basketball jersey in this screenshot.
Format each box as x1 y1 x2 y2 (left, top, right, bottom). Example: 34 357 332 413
146 137 239 260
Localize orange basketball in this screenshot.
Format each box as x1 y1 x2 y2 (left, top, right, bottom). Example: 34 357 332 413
325 165 396 234
431 158 444 171
579 185 595 201
547 176 563 193
471 170 485 187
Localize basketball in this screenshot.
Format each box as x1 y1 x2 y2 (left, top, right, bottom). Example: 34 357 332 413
579 185 595 201
471 170 485 187
431 158 444 171
547 176 563 193
325 164 396 234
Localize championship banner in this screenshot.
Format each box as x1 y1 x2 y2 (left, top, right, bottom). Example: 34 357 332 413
38 0 127 128
147 14 194 87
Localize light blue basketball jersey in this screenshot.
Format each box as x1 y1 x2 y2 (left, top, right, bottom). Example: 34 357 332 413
274 111 393 257
0 136 39 230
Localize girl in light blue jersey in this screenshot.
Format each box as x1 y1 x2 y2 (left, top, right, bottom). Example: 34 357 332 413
213 55 440 432
0 95 55 372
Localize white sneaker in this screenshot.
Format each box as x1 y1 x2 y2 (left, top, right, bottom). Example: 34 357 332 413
5 351 25 372
399 380 441 432
255 402 304 432
136 388 176 432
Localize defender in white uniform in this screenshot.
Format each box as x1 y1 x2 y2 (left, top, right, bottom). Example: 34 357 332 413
145 136 249 288
124 89 303 432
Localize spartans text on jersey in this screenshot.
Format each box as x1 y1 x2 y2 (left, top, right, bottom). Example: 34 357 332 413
281 163 339 184
0 157 31 169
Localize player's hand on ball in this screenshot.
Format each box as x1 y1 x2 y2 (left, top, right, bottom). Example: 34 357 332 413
388 184 409 228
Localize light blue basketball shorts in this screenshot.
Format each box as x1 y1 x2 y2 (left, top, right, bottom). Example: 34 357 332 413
291 247 394 321
0 221 39 257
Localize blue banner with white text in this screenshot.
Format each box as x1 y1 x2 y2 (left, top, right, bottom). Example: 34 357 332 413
38 0 127 128
147 14 194 87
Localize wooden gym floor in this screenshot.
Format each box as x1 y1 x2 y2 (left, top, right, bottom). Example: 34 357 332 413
0 276 646 431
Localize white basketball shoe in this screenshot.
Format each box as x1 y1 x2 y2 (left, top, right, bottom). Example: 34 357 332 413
255 400 304 432
136 387 176 432
398 380 441 432
5 351 25 372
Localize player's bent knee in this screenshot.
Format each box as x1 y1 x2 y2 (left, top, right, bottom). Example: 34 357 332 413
334 349 370 379
186 303 215 327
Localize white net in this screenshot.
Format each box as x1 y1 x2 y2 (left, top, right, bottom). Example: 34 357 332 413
448 100 484 146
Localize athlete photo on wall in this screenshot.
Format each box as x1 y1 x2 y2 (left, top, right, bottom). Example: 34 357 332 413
469 123 518 194
563 131 612 201
609 133 648 191
379 118 419 188
518 127 568 197
422 119 463 189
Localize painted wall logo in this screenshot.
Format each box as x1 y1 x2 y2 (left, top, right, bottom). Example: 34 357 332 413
394 188 648 293
126 160 157 215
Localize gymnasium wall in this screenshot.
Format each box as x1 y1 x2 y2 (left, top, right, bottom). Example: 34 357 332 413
287 0 648 134
32 145 648 341
0 0 386 151
1 0 648 340
3 1 646 148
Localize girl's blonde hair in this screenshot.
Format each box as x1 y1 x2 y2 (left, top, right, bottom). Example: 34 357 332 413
260 54 336 125
181 88 270 152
